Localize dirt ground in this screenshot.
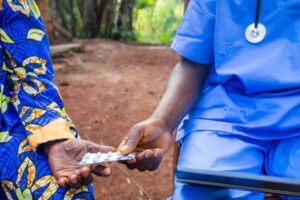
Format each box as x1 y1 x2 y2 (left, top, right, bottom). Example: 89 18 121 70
53 39 178 200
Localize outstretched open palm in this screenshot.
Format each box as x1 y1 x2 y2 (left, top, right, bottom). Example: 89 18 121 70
46 139 115 188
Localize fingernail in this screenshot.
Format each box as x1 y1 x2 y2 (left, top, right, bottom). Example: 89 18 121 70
154 151 162 158
120 145 128 152
145 152 152 159
104 168 111 175
58 179 66 187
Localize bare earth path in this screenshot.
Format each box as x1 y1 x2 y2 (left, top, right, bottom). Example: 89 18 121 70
53 39 178 200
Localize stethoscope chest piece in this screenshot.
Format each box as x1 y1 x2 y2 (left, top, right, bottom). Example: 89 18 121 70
245 23 266 44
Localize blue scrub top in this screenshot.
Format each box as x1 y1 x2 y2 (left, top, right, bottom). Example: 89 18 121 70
172 0 300 140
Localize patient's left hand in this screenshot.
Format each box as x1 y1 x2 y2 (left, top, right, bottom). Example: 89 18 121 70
45 139 115 189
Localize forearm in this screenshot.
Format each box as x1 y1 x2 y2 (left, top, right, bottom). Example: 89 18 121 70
184 0 190 10
150 57 212 132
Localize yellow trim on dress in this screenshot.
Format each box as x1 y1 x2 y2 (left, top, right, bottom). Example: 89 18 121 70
27 118 75 149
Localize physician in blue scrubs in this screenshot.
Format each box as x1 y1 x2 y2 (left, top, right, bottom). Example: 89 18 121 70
118 0 300 199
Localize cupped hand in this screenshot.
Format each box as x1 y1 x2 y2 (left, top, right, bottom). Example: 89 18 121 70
45 139 115 188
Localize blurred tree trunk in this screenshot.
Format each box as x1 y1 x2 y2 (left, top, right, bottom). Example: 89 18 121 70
48 0 137 39
54 0 68 30
69 0 76 36
36 0 47 16
116 0 134 38
118 0 134 30
82 0 99 37
37 0 55 41
104 0 116 35
77 0 84 18
97 0 109 33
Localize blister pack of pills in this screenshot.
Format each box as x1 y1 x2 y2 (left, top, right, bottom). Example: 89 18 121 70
79 151 136 165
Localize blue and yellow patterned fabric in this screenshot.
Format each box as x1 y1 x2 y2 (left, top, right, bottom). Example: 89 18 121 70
0 0 94 199
0 0 76 149
0 125 94 199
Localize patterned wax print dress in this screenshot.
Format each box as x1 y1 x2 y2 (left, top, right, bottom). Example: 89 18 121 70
0 0 94 199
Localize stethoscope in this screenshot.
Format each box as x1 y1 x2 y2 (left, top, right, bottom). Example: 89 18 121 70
245 0 266 43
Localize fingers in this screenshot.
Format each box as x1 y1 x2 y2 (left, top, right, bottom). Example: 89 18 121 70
118 126 144 155
149 150 163 171
136 150 155 171
124 148 163 172
68 174 82 189
58 177 68 187
80 167 94 185
56 167 95 189
91 165 112 177
57 174 82 189
51 139 116 190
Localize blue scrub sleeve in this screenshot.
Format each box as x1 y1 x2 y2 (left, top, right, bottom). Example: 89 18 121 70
171 0 215 64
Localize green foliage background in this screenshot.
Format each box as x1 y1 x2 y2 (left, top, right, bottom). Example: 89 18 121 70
134 0 184 44
49 0 184 45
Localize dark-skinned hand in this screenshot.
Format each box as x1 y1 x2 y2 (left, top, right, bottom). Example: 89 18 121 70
117 118 172 172
45 139 115 189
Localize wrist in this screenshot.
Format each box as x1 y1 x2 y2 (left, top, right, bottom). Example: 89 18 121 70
149 112 176 134
43 139 68 156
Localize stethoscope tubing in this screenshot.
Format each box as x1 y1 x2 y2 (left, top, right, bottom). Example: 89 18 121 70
255 0 262 28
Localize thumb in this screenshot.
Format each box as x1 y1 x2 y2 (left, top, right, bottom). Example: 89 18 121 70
118 126 144 155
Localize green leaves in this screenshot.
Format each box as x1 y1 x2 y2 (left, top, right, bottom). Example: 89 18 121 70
46 0 183 44
27 29 46 41
135 0 155 9
134 0 184 44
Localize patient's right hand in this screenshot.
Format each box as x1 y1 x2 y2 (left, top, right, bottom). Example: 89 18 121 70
118 118 172 171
